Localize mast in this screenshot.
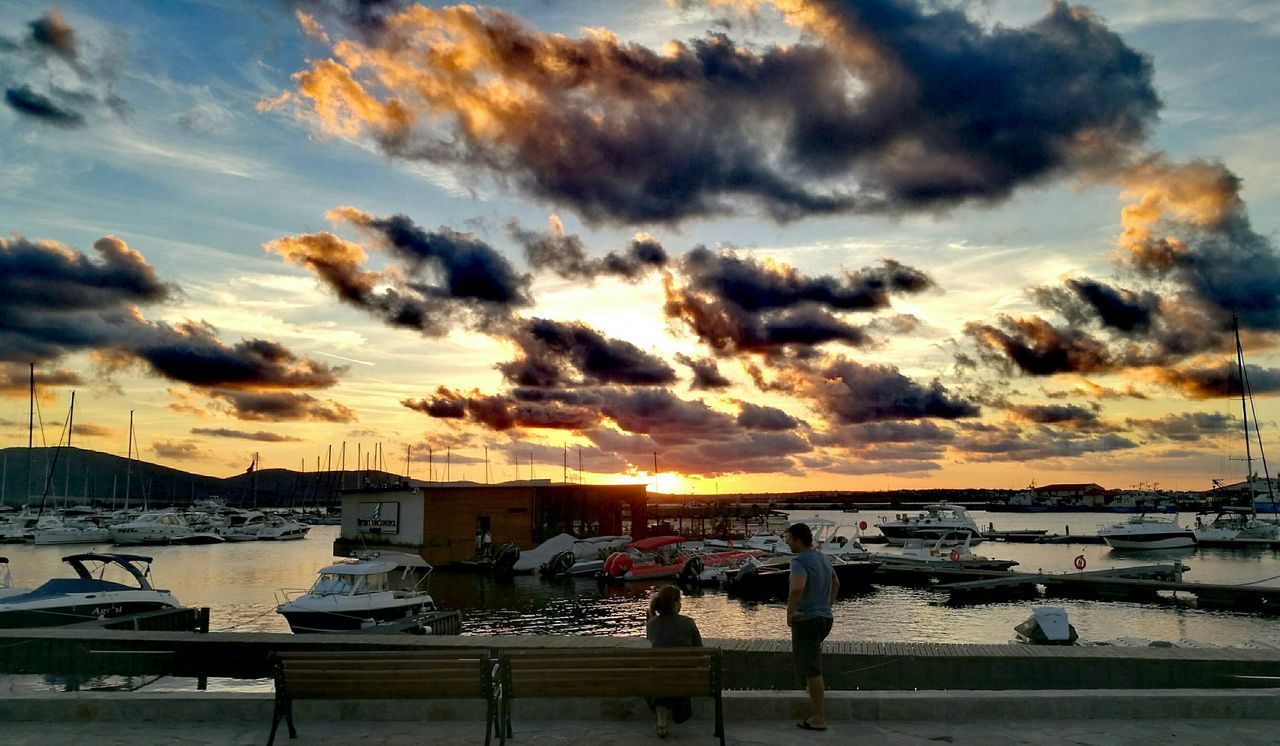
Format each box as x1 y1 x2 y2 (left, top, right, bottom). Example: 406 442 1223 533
1236 317 1277 518
124 410 134 512
26 363 34 506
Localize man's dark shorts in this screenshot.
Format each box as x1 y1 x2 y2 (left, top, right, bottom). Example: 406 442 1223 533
791 616 833 680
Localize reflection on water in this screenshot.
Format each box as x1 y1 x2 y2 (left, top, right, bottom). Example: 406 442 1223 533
3 514 1280 648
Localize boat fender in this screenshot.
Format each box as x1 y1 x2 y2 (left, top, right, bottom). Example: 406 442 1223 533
680 556 704 584
948 549 960 563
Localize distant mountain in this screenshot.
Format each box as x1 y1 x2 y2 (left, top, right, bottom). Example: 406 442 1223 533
0 446 399 509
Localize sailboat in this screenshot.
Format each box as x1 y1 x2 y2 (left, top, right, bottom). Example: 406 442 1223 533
1193 317 1280 545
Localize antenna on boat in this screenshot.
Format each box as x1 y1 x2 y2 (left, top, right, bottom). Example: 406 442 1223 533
484 446 489 484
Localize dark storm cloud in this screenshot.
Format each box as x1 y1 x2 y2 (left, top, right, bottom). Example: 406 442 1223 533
0 362 83 395
267 207 530 336
679 246 932 313
1154 361 1280 400
1 9 128 127
954 422 1137 462
509 219 668 282
664 248 930 357
334 207 530 307
736 402 802 431
674 353 732 390
190 427 304 443
0 233 349 420
403 388 602 432
814 420 957 446
4 85 85 127
966 315 1113 376
212 390 357 422
1034 278 1160 333
815 358 978 424
1008 403 1103 429
275 0 1158 224
1124 412 1234 443
496 318 676 388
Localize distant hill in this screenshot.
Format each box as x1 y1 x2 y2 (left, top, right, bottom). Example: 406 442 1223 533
0 446 401 509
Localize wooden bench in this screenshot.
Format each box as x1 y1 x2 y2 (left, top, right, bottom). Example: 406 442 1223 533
496 647 724 745
268 649 496 746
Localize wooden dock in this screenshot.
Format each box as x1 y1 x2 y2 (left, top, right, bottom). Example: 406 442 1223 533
932 564 1280 612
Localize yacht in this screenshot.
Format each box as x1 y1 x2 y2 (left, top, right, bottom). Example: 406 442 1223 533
257 514 310 541
873 531 1018 571
32 516 111 546
0 510 39 543
1098 514 1197 550
210 509 269 542
875 504 983 546
275 552 436 633
0 553 182 628
108 509 195 545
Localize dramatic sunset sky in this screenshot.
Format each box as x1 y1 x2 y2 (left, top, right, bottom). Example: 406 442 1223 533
3 1 1279 492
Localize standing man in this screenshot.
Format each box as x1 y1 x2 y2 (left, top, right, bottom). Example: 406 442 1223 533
786 522 838 731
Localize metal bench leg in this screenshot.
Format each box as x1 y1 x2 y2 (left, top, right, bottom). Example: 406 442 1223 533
714 692 725 746
284 696 297 739
267 694 283 746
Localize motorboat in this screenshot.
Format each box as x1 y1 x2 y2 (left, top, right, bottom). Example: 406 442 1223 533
275 551 436 633
1014 607 1079 645
32 516 111 546
725 554 879 599
108 509 195 545
0 553 182 628
509 533 631 575
0 510 39 543
257 514 310 541
704 518 869 559
0 557 27 600
873 531 1019 571
1192 508 1280 546
1098 514 1197 550
874 504 984 546
598 536 762 583
210 509 269 541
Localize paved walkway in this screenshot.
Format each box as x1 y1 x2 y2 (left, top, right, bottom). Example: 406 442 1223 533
5 718 1280 745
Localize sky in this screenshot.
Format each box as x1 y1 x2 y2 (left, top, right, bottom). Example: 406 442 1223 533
2 0 1280 494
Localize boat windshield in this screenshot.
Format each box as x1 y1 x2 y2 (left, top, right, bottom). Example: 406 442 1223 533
311 573 357 596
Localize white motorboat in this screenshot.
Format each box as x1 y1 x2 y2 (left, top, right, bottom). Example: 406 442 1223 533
32 517 111 546
275 551 436 633
257 514 310 541
875 504 983 546
1194 508 1280 546
0 553 182 628
210 509 269 541
512 533 631 575
0 510 39 543
108 509 195 545
873 531 1019 571
1098 514 1197 550
704 518 868 559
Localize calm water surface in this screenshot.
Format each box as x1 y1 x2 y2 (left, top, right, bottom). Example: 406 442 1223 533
6 511 1280 648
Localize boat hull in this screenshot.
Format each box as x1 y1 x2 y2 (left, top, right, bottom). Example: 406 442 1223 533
0 599 177 629
1101 532 1196 550
278 600 436 633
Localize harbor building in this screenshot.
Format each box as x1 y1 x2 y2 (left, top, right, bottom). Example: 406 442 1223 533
333 480 649 565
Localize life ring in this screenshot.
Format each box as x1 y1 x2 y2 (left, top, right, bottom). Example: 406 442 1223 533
1074 555 1086 571
858 521 868 531
948 549 960 563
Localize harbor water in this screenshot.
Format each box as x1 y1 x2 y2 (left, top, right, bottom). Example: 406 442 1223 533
5 511 1280 649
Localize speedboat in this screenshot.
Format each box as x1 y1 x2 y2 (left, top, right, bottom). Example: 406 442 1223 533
1098 514 1196 550
1192 508 1280 546
873 531 1019 571
875 504 983 546
0 510 39 543
33 515 112 546
108 509 194 545
725 554 879 599
275 552 436 633
210 509 269 541
0 553 182 628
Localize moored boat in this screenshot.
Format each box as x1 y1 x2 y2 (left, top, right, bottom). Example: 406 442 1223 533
0 553 182 628
275 551 437 633
1098 514 1196 550
875 504 984 546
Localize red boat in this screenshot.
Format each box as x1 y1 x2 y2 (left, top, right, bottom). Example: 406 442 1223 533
599 536 762 583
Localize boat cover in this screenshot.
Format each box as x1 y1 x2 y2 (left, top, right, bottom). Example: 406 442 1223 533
627 536 690 552
1 578 132 603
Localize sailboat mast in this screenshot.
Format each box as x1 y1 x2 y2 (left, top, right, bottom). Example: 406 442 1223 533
124 410 133 512
1235 317 1254 498
26 363 34 506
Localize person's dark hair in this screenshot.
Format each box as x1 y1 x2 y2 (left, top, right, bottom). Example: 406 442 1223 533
650 585 682 616
787 522 814 547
